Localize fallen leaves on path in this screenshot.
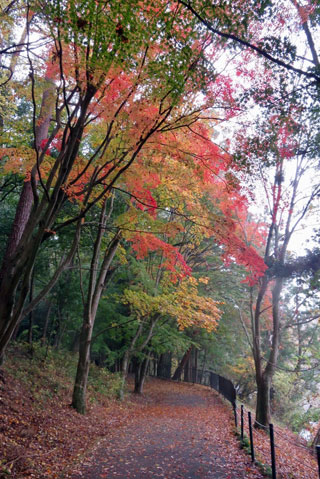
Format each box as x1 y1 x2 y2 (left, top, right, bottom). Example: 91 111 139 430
0 357 318 479
69 379 264 479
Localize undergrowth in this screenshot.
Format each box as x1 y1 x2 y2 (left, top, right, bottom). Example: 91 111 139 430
0 342 127 478
4 341 123 405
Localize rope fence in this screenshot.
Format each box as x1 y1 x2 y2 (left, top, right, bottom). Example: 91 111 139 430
148 363 320 478
235 404 320 479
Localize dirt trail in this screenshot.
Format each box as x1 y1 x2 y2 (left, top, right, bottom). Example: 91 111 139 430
70 379 264 479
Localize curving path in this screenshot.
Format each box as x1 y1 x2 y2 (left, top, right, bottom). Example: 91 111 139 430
70 379 264 479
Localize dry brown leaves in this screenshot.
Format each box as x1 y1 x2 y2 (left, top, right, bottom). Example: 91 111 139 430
239 405 319 479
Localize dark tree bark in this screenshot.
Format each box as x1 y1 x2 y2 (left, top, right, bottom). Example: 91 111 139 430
27 271 35 345
172 346 193 381
193 348 198 383
0 78 55 289
41 302 52 346
71 199 121 413
0 86 97 364
183 357 190 382
134 356 150 394
157 353 172 379
119 316 159 399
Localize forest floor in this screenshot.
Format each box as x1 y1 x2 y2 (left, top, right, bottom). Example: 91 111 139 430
0 345 318 479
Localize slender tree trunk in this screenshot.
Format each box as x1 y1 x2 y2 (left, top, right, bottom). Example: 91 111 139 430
183 357 190 382
119 317 159 399
71 331 80 353
71 308 93 414
193 348 198 383
134 357 149 394
71 235 120 412
119 349 131 400
200 348 207 384
157 354 164 377
71 209 121 414
28 319 34 359
53 311 61 349
172 346 193 381
27 271 35 345
41 302 52 346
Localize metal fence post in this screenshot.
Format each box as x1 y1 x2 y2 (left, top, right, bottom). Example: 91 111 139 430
248 412 255 462
269 423 277 479
233 404 238 428
241 405 244 441
316 445 320 479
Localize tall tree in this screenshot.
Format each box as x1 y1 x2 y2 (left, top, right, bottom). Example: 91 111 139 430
0 0 225 362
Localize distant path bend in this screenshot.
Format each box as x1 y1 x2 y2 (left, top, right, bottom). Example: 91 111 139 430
70 379 264 479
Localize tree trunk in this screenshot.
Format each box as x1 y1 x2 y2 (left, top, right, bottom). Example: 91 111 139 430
41 302 52 346
0 86 96 364
71 331 80 353
119 317 159 399
193 348 198 383
184 356 191 382
134 357 149 394
254 277 283 427
27 271 35 345
71 309 93 414
172 346 193 381
199 348 207 384
71 215 121 414
0 78 55 289
157 353 172 378
255 372 271 426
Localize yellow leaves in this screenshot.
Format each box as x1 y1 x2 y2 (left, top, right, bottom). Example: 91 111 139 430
171 277 222 332
116 244 128 265
122 276 222 332
122 289 164 318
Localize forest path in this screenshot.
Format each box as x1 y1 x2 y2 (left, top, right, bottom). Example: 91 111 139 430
69 378 264 479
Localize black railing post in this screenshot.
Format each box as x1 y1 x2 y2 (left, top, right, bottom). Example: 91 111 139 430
233 404 238 428
316 445 320 479
269 423 277 479
248 412 255 462
241 405 244 441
